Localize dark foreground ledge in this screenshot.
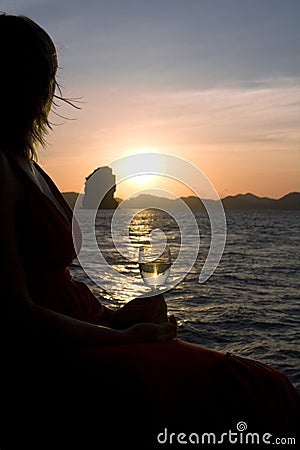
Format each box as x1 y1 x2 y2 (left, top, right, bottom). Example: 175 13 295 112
1 338 300 449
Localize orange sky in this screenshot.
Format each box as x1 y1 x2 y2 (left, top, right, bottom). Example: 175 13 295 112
39 81 300 199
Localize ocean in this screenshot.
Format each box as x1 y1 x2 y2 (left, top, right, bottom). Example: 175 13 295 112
70 209 300 392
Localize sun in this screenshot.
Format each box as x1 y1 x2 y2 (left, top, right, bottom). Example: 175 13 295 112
130 173 155 185
118 147 161 188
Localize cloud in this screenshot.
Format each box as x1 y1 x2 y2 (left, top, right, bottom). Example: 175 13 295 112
76 77 299 150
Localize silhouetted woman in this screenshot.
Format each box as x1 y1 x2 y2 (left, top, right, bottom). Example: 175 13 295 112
0 14 299 450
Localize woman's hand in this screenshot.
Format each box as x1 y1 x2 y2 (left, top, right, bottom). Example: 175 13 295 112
111 294 168 329
124 321 177 344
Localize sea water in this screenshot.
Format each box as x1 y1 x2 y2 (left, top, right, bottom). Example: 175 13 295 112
70 209 300 392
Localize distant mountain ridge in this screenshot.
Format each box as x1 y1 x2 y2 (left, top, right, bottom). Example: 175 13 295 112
221 192 300 210
62 191 300 211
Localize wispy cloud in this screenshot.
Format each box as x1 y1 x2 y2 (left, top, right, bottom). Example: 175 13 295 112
75 77 300 152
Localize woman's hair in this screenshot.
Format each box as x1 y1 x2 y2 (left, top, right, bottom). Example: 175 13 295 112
0 13 66 160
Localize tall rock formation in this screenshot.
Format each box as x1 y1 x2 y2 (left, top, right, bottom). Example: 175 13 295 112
82 166 118 209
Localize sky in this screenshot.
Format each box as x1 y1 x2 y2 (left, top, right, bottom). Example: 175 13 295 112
1 0 300 199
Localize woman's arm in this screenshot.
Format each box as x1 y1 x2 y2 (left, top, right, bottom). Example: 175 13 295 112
23 302 176 346
0 152 176 347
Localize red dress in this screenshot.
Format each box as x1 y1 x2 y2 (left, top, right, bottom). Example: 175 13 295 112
2 154 300 449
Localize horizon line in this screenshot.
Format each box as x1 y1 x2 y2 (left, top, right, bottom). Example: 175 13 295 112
62 190 300 201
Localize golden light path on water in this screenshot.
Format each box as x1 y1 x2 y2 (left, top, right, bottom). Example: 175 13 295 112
96 208 184 303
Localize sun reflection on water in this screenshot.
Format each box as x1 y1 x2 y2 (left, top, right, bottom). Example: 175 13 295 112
96 208 181 303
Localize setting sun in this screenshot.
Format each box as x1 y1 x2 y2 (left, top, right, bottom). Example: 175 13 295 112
116 148 162 191
130 174 156 186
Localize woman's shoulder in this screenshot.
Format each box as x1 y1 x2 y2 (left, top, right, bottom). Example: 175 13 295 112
0 150 23 202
